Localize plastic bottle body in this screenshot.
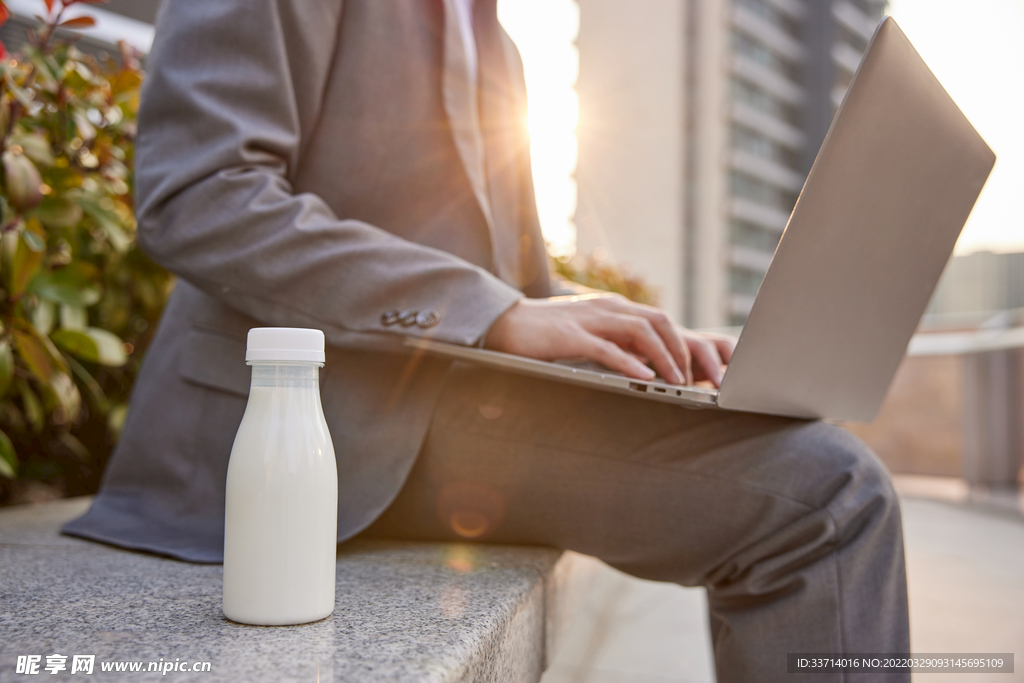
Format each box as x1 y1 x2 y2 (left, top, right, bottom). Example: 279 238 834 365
223 363 338 625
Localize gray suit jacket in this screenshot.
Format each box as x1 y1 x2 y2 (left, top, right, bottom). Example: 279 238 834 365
63 0 551 562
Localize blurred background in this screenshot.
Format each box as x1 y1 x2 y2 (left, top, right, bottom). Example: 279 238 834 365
496 1 1024 679
0 0 1019 680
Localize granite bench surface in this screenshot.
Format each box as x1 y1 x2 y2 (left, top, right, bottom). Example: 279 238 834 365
0 498 586 682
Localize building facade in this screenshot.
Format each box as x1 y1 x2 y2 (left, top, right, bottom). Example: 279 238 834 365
576 0 885 327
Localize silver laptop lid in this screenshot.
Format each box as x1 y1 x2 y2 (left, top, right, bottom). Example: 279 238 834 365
717 17 995 422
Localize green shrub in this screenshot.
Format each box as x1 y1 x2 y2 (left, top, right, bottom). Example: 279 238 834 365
553 254 659 306
0 0 172 501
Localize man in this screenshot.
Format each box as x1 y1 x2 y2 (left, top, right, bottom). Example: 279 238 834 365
64 1 910 680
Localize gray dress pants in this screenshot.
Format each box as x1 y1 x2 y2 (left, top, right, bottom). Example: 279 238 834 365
365 363 911 683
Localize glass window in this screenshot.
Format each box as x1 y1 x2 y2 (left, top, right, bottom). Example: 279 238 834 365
731 31 800 82
730 78 801 126
733 0 801 39
730 171 799 211
729 266 765 297
731 124 801 169
730 218 782 252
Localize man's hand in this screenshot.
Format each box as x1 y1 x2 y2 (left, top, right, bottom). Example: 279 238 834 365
483 294 737 387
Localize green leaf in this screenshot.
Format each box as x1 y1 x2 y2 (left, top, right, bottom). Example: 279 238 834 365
12 327 53 383
28 263 102 307
33 197 83 229
51 328 99 363
4 71 34 109
0 339 13 399
12 318 68 375
72 110 96 141
62 67 89 93
68 355 107 410
32 299 56 335
10 131 55 168
58 431 90 463
111 68 143 99
21 228 45 253
9 230 45 297
80 198 132 252
60 305 88 330
1 228 18 268
85 327 127 367
107 403 128 440
74 61 96 84
0 429 16 479
50 372 81 416
19 382 43 433
24 48 58 91
100 217 132 253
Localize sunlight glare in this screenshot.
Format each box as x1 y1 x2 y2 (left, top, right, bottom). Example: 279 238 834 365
498 0 580 258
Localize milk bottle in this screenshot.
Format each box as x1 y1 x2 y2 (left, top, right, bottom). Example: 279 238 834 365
223 327 337 625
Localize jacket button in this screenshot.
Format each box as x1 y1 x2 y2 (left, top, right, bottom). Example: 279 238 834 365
398 310 419 326
415 310 440 328
381 310 401 326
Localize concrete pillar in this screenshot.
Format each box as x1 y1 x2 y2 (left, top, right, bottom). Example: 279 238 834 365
684 0 730 328
574 0 687 321
961 348 1024 488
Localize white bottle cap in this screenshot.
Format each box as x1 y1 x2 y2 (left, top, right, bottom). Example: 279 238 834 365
245 327 325 364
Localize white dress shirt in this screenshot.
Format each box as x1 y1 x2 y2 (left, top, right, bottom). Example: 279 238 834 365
452 0 478 85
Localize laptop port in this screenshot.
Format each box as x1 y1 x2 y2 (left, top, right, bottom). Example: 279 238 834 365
628 382 648 392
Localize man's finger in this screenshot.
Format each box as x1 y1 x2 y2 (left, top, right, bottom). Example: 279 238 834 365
687 337 725 386
713 335 736 364
636 308 692 384
692 331 737 365
594 315 683 384
596 299 692 384
581 333 655 380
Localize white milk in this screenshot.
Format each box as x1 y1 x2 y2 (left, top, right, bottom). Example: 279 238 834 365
223 361 337 625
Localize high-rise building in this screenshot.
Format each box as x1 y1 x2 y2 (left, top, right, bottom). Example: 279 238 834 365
575 0 886 327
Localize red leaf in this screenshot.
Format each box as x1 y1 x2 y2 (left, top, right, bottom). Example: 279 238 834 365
0 40 6 61
58 15 95 28
43 0 54 14
0 3 9 27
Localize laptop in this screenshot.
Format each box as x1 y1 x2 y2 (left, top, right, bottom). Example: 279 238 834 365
406 16 995 423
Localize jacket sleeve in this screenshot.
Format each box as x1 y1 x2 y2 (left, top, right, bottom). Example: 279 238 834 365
134 0 524 351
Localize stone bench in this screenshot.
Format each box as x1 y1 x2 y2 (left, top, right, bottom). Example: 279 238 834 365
0 498 591 682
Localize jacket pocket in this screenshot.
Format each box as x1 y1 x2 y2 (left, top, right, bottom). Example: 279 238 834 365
178 327 250 397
